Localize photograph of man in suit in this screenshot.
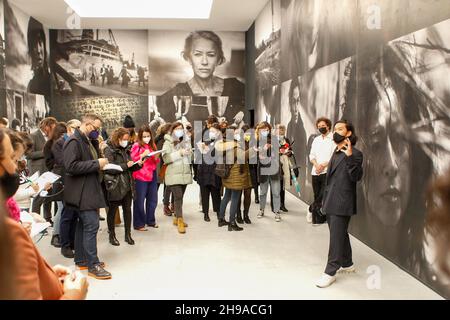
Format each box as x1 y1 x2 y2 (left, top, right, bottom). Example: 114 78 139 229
316 120 363 288
28 117 57 223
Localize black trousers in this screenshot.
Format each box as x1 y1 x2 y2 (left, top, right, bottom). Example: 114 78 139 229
312 174 327 203
158 183 174 206
200 184 221 214
325 215 353 276
312 174 327 224
168 185 187 218
31 195 52 220
237 188 251 215
107 191 132 234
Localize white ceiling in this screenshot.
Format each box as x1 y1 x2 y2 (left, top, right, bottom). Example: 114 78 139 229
9 0 267 31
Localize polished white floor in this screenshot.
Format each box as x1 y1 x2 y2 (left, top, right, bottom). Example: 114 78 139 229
37 184 443 300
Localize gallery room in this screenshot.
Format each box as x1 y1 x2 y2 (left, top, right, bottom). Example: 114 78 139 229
0 0 449 306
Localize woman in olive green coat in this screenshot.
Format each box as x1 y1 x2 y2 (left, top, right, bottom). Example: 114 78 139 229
162 122 193 234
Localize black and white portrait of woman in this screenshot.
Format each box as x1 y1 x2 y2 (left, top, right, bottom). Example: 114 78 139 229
150 30 245 124
347 18 450 298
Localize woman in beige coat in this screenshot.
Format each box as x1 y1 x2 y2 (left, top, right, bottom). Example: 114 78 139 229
162 122 193 234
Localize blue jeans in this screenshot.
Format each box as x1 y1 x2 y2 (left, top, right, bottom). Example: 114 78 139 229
60 206 78 249
260 177 281 213
52 201 64 235
219 189 242 223
74 210 100 269
133 179 158 228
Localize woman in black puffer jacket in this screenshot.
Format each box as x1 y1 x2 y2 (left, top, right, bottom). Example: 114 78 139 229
103 127 142 246
196 123 223 222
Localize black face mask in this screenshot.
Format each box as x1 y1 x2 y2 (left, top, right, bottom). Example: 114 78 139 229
319 127 328 135
0 168 21 198
333 132 346 144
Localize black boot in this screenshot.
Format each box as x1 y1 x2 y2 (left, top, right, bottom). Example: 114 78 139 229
61 246 74 258
204 212 210 222
236 210 243 224
51 234 61 248
243 212 252 224
109 231 120 246
280 189 288 212
228 221 244 232
218 218 229 227
125 232 135 245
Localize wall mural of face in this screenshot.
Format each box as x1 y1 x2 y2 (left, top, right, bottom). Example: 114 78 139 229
189 37 219 80
32 37 45 70
363 72 412 227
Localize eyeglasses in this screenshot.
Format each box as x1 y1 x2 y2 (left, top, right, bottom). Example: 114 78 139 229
90 123 100 131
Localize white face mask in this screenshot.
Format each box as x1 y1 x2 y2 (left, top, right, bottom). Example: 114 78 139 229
143 137 151 144
119 140 128 148
209 131 216 141
234 134 241 142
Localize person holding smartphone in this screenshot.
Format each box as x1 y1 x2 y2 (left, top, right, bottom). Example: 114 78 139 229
316 120 363 288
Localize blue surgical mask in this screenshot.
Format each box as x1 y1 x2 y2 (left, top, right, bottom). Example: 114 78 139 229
88 130 100 140
63 133 69 141
261 131 269 138
174 129 184 139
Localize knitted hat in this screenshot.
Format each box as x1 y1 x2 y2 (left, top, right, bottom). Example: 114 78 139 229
123 115 135 128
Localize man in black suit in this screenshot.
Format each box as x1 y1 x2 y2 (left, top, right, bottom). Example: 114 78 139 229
316 120 363 288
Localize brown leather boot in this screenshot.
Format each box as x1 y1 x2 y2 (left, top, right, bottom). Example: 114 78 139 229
177 218 186 234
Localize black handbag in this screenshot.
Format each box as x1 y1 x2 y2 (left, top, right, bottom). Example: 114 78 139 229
215 163 231 178
104 172 128 202
214 146 236 179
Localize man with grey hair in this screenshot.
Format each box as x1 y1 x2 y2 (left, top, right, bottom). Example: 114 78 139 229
63 113 112 280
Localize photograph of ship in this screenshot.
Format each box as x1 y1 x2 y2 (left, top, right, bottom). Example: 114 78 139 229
254 0 281 90
50 29 148 97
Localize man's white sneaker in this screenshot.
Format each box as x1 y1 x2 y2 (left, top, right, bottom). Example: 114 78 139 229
257 210 264 219
315 273 336 288
306 212 312 223
338 264 356 273
275 213 281 222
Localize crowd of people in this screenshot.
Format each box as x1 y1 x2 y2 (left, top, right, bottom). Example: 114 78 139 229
2 110 448 299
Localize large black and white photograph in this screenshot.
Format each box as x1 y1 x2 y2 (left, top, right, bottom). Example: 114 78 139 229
4 0 50 103
254 0 281 90
276 57 354 204
4 89 47 133
280 0 357 82
149 30 245 124
0 0 5 87
50 29 148 97
348 18 450 299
